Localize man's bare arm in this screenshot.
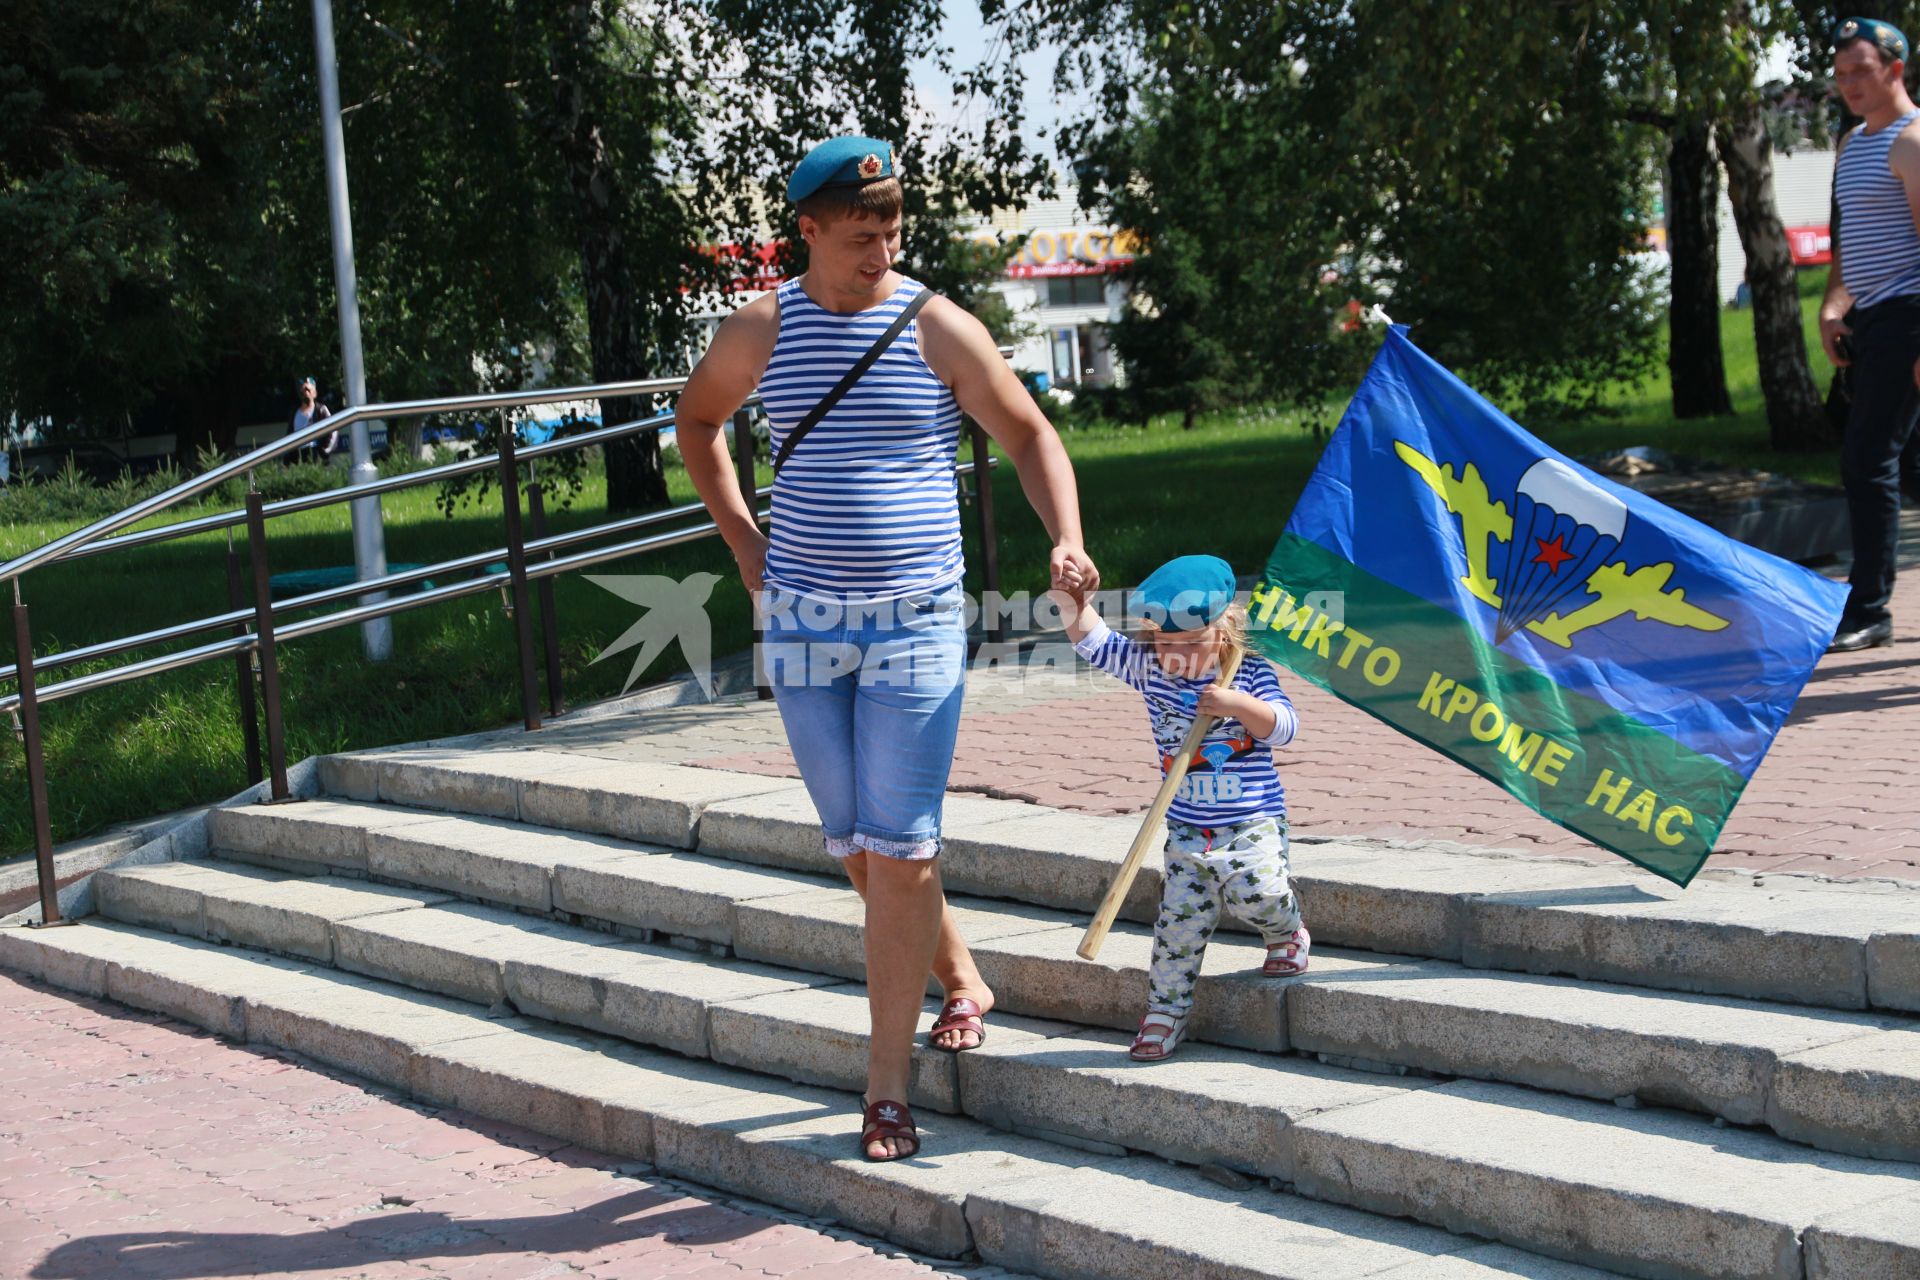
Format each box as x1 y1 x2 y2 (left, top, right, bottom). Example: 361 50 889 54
675 294 780 589
1892 123 1920 388
917 296 1097 595
1822 130 1857 365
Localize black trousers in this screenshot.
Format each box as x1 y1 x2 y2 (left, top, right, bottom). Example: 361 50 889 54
1841 295 1920 625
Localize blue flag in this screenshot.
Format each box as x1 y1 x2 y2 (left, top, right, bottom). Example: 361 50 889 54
1250 328 1849 885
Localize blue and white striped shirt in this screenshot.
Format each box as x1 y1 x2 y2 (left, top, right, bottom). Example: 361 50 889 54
1074 618 1300 826
1837 110 1920 310
759 277 965 601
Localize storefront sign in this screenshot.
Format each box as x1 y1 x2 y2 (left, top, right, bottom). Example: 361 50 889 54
976 227 1141 278
1784 225 1831 266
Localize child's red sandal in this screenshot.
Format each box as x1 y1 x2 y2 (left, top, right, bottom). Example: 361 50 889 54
1263 925 1311 977
1129 1012 1188 1061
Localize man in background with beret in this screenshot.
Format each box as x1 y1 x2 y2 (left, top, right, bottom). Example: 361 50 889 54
1820 17 1920 651
678 136 1099 1159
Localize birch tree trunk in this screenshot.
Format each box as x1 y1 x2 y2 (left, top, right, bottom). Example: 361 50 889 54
545 2 665 512
1717 98 1827 450
1666 115 1734 417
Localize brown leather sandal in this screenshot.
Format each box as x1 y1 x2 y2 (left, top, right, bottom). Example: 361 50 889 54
860 1097 919 1161
928 997 987 1053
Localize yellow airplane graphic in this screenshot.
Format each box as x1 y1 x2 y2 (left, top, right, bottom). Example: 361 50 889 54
1394 441 1730 648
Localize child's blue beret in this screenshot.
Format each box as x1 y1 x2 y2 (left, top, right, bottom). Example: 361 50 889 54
787 136 897 203
1133 555 1238 631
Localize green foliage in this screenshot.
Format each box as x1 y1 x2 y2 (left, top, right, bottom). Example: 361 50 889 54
1346 3 1664 415
1029 0 1664 423
431 412 594 521
0 1 296 456
0 456 191 525
2 1 1049 480
704 1 1053 296
1070 65 1371 428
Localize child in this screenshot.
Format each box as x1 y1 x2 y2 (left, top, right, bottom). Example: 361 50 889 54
1063 554 1307 1061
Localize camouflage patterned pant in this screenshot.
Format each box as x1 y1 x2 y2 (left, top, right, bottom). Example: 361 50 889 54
1147 817 1301 1017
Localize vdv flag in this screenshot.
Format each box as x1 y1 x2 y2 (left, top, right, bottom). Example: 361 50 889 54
1250 328 1849 886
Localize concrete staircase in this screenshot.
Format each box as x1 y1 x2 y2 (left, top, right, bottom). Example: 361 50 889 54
5 744 1919 1280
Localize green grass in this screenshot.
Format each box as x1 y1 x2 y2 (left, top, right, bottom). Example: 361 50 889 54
1528 266 1844 487
0 268 1848 858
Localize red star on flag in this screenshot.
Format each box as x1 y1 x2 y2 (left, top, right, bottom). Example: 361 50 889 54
1532 534 1575 573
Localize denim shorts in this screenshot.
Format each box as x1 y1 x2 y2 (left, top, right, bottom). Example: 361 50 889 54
759 580 967 861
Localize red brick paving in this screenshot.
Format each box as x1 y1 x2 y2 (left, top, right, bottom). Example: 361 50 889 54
700 592 1920 884
0 974 968 1280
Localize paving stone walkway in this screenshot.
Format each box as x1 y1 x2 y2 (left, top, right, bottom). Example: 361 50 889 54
0 974 1024 1280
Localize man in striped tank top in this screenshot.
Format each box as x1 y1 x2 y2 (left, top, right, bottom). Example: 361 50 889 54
678 137 1100 1161
1819 17 1920 651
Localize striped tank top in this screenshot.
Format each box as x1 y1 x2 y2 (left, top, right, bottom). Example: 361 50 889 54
1837 109 1920 309
758 276 965 601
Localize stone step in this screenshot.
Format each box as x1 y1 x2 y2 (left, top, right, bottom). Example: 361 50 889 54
307 747 1920 1014
0 918 1633 1280
192 802 1920 1163
92 858 1411 1173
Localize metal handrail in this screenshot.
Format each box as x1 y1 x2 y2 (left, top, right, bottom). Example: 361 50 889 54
64 408 685 563
0 457 1004 700
0 375 702 585
0 477 772 685
3 365 1009 930
0 503 772 714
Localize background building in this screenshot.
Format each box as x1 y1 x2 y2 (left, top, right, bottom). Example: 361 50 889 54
972 198 1136 390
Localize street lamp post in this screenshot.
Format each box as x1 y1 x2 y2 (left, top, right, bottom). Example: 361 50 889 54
311 0 392 661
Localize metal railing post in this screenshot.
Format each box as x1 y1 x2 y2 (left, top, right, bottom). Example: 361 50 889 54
733 408 771 700
226 529 263 785
497 417 542 731
968 418 1005 646
244 489 292 801
12 583 63 925
525 463 564 717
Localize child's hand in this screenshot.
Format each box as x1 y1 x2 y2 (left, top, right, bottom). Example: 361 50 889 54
1195 685 1254 721
1196 684 1279 739
1047 583 1097 641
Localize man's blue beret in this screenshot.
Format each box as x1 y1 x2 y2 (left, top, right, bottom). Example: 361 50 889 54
787 136 897 203
1132 555 1238 632
1835 16 1909 62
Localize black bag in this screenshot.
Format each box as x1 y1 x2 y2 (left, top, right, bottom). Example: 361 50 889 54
772 287 933 473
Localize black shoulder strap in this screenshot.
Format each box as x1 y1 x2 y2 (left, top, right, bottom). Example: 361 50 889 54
773 287 933 473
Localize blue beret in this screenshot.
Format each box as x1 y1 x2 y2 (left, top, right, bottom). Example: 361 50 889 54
1835 16 1909 62
787 136 897 203
1132 555 1238 631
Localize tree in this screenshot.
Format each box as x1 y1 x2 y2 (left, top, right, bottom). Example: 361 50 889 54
1029 0 1661 423
0 1 305 460
1715 1 1826 448
1665 112 1737 417
1067 72 1361 428
2 0 1050 498
349 0 1051 507
1719 94 1828 445
1652 15 1737 418
1338 1 1662 416
0 1 587 465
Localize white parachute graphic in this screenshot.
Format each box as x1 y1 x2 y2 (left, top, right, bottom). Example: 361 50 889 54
1495 458 1627 642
